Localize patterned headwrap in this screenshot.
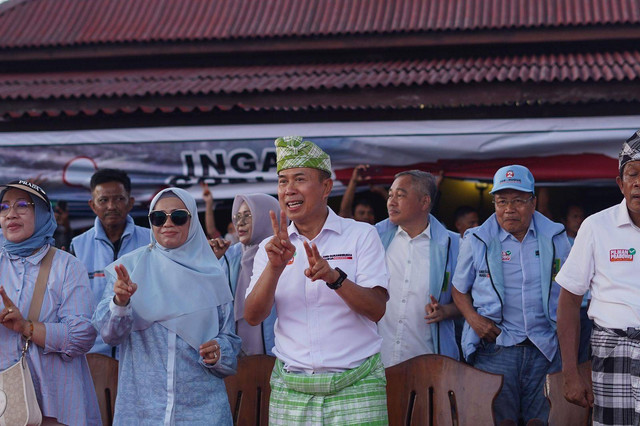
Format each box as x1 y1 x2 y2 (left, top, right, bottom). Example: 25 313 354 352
275 135 331 174
620 130 640 171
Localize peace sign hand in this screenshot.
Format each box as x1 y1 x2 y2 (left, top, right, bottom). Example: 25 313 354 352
0 286 26 333
264 210 295 268
303 241 340 284
113 264 138 306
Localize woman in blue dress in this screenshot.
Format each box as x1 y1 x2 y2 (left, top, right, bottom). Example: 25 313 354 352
93 188 241 425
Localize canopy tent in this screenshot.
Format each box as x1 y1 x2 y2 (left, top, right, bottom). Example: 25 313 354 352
0 115 635 208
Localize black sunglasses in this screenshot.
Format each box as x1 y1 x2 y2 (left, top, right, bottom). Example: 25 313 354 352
148 210 191 227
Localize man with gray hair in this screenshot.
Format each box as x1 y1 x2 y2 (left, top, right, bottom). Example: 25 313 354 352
557 130 640 425
376 170 461 366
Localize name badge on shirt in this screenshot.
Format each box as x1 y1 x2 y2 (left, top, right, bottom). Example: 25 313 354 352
610 248 636 262
478 269 491 278
89 270 105 279
322 253 353 260
501 251 511 262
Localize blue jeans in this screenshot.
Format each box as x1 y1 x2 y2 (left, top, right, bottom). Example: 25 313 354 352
472 341 561 425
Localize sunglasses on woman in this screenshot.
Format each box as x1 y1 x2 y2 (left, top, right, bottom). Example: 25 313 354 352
148 209 191 227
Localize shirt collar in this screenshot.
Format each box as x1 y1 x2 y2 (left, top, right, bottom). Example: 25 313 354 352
615 198 637 228
5 244 50 265
95 215 134 241
396 223 431 240
288 207 341 239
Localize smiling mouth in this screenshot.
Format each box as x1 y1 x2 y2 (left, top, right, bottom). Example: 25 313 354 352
286 201 303 208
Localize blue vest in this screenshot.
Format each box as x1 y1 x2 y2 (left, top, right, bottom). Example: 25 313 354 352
70 215 150 355
376 215 460 360
458 211 569 359
222 243 277 356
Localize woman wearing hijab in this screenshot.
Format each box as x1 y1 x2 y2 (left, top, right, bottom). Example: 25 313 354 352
213 194 280 356
93 187 240 425
0 180 101 426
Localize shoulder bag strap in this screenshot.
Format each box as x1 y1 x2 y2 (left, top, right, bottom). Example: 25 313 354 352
27 247 57 322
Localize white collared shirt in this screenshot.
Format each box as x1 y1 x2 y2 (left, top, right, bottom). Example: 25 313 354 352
248 208 389 373
557 199 640 328
378 224 433 367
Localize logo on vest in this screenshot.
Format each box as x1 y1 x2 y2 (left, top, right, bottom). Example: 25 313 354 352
501 250 511 261
610 248 635 262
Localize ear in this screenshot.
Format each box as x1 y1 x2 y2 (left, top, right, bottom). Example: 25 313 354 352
88 198 98 215
322 178 333 200
532 196 538 210
422 194 431 212
616 175 624 194
126 196 135 213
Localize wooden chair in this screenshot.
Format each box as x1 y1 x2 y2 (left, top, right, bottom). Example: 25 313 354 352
545 360 592 426
224 355 276 426
86 353 119 426
385 354 503 426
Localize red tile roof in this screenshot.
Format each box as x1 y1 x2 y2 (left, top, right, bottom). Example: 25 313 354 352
2 51 639 101
1 0 639 48
2 50 638 118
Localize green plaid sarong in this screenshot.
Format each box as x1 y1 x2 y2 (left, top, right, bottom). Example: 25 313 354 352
269 353 388 425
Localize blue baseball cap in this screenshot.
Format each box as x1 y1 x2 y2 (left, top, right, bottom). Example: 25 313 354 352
490 165 535 194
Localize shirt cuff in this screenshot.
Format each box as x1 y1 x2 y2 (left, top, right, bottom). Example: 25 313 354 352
44 322 68 354
109 297 133 316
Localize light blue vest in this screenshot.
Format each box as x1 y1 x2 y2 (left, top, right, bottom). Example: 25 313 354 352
376 215 460 360
70 215 150 355
222 243 277 356
458 211 569 360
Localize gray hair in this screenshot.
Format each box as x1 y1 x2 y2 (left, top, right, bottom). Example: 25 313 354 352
394 170 437 205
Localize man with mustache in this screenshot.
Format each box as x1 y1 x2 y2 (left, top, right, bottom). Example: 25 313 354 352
245 136 390 425
452 164 571 424
70 168 148 356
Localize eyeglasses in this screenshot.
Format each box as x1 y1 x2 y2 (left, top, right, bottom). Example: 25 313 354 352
0 200 35 217
233 212 252 224
492 196 534 209
148 210 191 227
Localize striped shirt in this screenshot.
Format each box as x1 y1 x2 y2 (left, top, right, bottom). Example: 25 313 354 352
0 245 101 425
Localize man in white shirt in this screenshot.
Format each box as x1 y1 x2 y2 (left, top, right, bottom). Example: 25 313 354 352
376 170 461 366
244 136 390 425
557 130 640 425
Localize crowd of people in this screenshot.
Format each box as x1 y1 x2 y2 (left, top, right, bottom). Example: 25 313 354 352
0 129 639 425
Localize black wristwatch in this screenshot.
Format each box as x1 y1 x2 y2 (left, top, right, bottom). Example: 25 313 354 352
326 267 347 290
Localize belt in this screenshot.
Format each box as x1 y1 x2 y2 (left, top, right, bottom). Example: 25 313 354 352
515 338 535 347
596 323 640 341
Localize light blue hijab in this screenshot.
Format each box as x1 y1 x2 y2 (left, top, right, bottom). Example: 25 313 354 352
1 190 56 257
105 188 232 350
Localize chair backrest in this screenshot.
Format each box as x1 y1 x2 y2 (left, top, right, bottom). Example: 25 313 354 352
545 360 592 426
224 355 276 426
385 354 503 426
86 353 119 426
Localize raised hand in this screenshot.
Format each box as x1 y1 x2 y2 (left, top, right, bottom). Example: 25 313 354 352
351 164 371 184
200 339 221 365
264 210 295 268
208 237 231 259
0 286 26 333
201 181 214 205
303 241 339 284
113 264 138 306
